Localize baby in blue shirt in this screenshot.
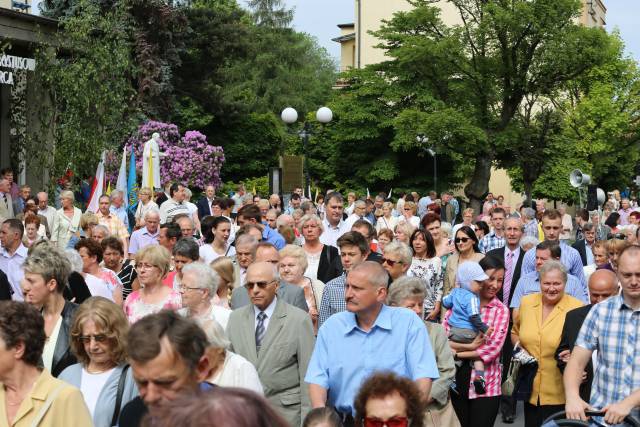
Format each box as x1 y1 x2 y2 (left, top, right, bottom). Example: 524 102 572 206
442 261 494 394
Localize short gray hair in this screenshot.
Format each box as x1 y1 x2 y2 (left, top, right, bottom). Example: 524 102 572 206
522 208 536 220
349 261 387 289
23 243 71 293
383 241 413 265
386 276 428 306
145 208 160 220
298 214 324 233
182 262 220 297
204 319 230 350
93 224 111 237
64 249 83 273
235 234 258 250
354 200 366 209
110 190 123 201
539 260 567 285
520 235 538 251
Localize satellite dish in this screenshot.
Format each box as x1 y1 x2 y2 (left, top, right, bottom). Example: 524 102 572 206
597 188 606 206
569 169 591 188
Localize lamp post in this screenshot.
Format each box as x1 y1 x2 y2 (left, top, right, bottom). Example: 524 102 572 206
417 134 437 193
281 107 333 197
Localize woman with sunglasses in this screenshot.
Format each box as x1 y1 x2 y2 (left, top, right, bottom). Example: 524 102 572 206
443 226 484 298
59 297 138 427
408 229 443 321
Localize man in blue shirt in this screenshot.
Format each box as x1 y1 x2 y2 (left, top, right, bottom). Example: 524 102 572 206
237 203 285 249
306 261 439 423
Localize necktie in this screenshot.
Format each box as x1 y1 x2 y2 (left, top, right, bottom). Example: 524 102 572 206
255 312 266 350
503 251 514 306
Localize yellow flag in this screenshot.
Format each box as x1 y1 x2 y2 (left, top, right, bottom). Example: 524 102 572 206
106 181 112 196
252 185 256 195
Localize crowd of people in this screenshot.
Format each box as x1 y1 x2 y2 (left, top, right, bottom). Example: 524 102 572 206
0 165 639 427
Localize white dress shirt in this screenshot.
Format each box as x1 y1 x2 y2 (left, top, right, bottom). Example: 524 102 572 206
254 296 278 333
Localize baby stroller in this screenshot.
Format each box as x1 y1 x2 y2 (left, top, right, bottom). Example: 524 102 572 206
542 410 640 426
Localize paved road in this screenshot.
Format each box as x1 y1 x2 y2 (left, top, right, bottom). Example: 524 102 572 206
493 401 525 427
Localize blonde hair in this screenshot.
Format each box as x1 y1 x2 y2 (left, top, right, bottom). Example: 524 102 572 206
135 245 171 277
79 212 99 231
279 244 308 271
404 201 417 214
210 256 235 288
70 297 130 366
138 187 152 197
60 190 75 202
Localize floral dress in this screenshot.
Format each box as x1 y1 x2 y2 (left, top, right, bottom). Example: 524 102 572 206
123 289 182 323
408 256 444 318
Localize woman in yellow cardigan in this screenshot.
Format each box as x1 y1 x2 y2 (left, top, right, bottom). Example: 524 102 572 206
0 301 92 427
511 260 584 427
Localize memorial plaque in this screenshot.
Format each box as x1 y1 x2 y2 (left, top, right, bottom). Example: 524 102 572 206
281 155 304 193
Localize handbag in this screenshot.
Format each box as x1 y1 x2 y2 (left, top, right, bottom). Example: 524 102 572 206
502 342 522 397
425 399 461 427
111 364 130 427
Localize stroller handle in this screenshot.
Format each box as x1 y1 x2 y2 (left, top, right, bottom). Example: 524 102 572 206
544 410 640 427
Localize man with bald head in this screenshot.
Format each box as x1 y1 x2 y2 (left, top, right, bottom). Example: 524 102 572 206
557 269 619 403
226 261 315 427
230 242 308 312
306 261 439 423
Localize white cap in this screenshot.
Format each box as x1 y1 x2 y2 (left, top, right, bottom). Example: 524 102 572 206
456 261 489 291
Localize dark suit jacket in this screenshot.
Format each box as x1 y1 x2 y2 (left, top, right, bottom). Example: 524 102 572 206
486 246 525 307
572 239 588 266
317 244 340 284
0 270 11 300
555 304 593 402
51 301 79 377
231 282 308 312
196 197 212 220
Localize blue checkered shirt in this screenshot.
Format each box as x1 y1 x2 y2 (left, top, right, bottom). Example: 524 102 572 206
479 231 505 254
318 273 347 328
575 294 640 425
524 219 539 239
521 241 586 288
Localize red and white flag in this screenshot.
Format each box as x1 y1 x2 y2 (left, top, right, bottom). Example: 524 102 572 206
86 151 106 213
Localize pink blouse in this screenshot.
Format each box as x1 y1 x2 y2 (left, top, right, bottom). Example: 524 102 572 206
123 289 182 323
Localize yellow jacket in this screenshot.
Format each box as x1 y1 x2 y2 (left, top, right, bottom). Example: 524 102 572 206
513 293 584 405
0 369 92 427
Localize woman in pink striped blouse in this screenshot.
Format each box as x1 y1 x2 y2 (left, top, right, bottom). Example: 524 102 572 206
444 255 510 427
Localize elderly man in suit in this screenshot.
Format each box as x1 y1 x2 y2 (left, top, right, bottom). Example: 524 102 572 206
572 222 597 267
555 269 618 402
231 241 308 312
0 178 14 219
227 261 315 427
487 216 525 423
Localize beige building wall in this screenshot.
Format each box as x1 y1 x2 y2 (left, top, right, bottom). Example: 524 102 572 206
1 0 32 13
577 0 606 28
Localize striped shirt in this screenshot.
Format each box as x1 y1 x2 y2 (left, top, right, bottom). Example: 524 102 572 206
575 294 640 426
479 231 505 254
520 241 586 288
444 297 510 399
524 219 539 239
318 273 347 328
510 271 589 308
117 260 137 299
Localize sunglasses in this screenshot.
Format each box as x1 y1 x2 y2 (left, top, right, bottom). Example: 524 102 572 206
454 237 471 243
245 280 277 290
381 257 403 267
77 334 108 343
364 417 409 427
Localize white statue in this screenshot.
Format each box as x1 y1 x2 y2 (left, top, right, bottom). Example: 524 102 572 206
142 132 166 190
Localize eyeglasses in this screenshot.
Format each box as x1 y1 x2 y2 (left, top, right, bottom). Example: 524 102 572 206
363 417 409 427
179 285 204 293
381 257 403 267
403 208 412 211
77 334 108 343
136 263 157 271
245 280 277 290
454 237 471 243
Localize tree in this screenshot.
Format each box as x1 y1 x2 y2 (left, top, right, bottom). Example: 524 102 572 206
370 0 615 212
247 0 293 28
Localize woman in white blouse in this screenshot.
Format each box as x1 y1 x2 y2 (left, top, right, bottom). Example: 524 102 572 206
408 229 443 322
134 187 159 228
375 201 399 234
398 201 420 228
199 216 235 264
178 262 231 330
205 319 263 394
51 190 82 250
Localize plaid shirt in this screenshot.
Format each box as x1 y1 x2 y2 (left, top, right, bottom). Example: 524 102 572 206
444 297 510 399
575 294 640 425
524 219 539 239
318 273 347 328
96 211 129 240
479 231 505 254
